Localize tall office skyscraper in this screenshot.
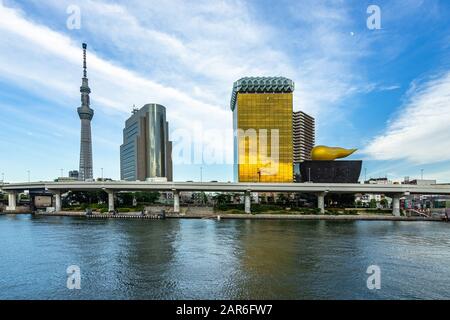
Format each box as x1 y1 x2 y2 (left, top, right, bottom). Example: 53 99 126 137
293 111 315 162
77 43 94 181
231 77 294 183
120 104 173 181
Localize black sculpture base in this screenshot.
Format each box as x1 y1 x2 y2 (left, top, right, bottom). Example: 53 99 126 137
296 160 362 183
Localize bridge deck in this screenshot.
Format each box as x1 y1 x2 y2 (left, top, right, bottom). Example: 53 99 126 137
2 181 450 195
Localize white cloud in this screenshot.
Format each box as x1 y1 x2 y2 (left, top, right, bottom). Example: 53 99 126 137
378 85 401 91
0 0 381 180
0 2 230 131
19 0 373 116
364 71 450 164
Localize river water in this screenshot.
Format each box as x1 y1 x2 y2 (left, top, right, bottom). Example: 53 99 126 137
0 214 449 299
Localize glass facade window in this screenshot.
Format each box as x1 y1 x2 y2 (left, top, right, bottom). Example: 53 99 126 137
233 92 293 182
120 120 139 181
120 104 173 181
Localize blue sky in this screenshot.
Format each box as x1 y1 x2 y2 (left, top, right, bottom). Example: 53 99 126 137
0 0 450 183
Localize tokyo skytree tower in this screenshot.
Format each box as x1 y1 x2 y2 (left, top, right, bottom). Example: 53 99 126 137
77 43 94 181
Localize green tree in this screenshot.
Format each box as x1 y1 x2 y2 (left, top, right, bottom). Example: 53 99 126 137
380 198 388 208
64 191 107 207
214 193 232 205
277 193 288 204
369 199 377 208
135 191 160 204
19 194 30 201
199 192 208 205
191 192 208 205
117 192 133 206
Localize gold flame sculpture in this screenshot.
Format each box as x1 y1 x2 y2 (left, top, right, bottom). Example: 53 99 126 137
311 145 357 161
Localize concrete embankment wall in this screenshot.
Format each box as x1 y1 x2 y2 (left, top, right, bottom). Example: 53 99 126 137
2 205 31 214
6 206 444 222
167 213 442 221
31 211 442 221
35 211 164 219
144 205 214 215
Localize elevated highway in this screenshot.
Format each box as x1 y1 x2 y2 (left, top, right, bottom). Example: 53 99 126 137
2 181 450 216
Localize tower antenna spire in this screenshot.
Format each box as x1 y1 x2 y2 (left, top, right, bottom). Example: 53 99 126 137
77 42 94 181
82 43 87 78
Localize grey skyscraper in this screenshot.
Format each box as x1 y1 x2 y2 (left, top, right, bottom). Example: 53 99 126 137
77 43 94 181
293 111 315 162
120 104 173 181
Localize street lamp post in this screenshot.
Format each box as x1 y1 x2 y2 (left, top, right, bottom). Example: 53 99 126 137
200 166 203 183
101 168 104 181
27 170 30 183
421 169 424 180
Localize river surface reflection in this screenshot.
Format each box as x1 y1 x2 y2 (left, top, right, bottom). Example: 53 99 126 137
0 214 449 299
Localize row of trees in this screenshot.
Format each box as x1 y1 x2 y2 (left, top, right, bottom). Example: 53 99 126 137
2 190 390 209
63 191 160 208
213 192 355 207
213 192 391 209
0 193 29 203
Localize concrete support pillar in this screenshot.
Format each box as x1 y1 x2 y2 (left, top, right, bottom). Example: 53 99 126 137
317 192 325 214
244 191 251 214
107 191 115 212
6 191 17 211
392 194 401 217
54 191 62 212
173 190 180 213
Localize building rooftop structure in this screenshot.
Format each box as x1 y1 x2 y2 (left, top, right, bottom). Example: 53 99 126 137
230 76 295 111
365 177 392 184
404 179 437 185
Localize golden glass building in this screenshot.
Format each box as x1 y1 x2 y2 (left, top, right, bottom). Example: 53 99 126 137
231 77 294 182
